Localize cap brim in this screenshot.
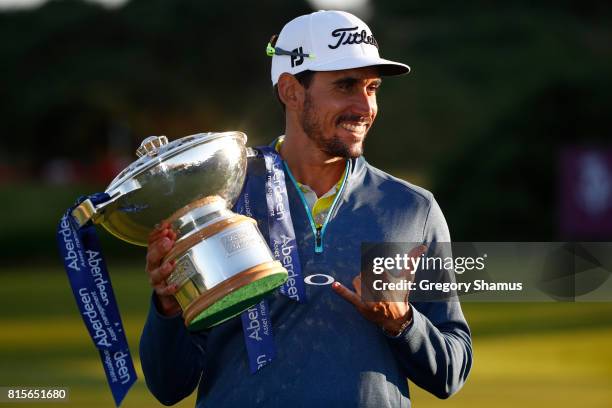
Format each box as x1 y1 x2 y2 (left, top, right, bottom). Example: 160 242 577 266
308 55 410 76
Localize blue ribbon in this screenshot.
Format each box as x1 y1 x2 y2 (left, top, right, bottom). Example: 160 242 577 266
260 146 307 303
57 194 137 406
236 146 306 373
239 299 276 372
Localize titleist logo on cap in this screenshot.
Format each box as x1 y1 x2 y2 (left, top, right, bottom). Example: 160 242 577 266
328 26 378 50
270 10 409 85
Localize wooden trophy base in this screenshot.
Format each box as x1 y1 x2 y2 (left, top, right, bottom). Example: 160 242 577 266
183 260 288 331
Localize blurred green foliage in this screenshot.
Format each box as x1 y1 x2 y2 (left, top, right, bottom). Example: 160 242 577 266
0 0 311 165
0 184 143 264
1 0 611 250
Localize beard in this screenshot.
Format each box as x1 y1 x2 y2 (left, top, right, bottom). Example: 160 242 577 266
300 92 365 159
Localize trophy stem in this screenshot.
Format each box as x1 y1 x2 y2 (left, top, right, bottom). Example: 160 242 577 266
161 195 288 331
164 215 257 263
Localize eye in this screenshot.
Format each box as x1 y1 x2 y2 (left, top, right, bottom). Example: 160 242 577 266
367 84 380 94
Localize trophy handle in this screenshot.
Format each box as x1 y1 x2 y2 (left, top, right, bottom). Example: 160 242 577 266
70 193 119 227
246 147 258 158
72 199 115 227
72 199 97 227
71 175 143 228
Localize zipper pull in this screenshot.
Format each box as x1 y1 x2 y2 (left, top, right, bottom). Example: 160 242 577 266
315 227 323 253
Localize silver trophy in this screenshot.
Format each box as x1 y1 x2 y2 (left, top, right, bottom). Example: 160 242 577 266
72 132 288 331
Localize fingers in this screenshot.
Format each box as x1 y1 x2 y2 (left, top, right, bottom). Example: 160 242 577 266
332 281 364 312
146 236 174 271
334 276 411 329
148 222 177 244
148 222 170 243
149 259 176 286
145 224 181 315
145 223 177 291
405 244 428 274
352 274 362 297
149 259 179 301
409 244 428 258
351 274 376 305
154 281 179 297
147 223 176 271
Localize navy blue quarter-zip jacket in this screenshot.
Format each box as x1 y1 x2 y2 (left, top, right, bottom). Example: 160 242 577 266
139 148 472 407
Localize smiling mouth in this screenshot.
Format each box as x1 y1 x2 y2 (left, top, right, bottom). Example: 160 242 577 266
338 121 369 135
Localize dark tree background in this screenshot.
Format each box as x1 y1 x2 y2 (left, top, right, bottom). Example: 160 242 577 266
1 0 611 260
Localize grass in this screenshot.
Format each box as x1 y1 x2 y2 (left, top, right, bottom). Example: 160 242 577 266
0 265 196 408
1 265 611 407
412 306 612 407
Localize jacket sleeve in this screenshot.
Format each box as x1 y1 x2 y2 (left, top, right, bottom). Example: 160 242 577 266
139 295 208 405
386 196 473 399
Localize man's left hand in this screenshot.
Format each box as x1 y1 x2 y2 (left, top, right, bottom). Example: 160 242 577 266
332 244 427 336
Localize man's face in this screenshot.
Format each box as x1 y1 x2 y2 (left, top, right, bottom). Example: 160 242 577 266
298 67 381 159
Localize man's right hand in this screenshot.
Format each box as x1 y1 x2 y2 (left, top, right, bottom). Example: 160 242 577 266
146 222 182 316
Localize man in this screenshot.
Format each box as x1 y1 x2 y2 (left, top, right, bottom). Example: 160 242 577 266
140 10 472 407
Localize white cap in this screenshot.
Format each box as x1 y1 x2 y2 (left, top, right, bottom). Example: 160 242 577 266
270 10 410 85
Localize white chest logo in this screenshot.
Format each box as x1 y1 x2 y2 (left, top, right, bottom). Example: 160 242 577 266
303 274 335 286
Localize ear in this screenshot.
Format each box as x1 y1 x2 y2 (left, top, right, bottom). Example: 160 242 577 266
277 73 305 111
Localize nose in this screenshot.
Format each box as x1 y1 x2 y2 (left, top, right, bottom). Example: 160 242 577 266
351 88 377 119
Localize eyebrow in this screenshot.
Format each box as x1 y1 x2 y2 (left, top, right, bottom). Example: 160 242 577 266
332 77 382 88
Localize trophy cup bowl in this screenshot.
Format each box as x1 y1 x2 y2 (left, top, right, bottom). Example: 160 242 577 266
72 132 288 331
